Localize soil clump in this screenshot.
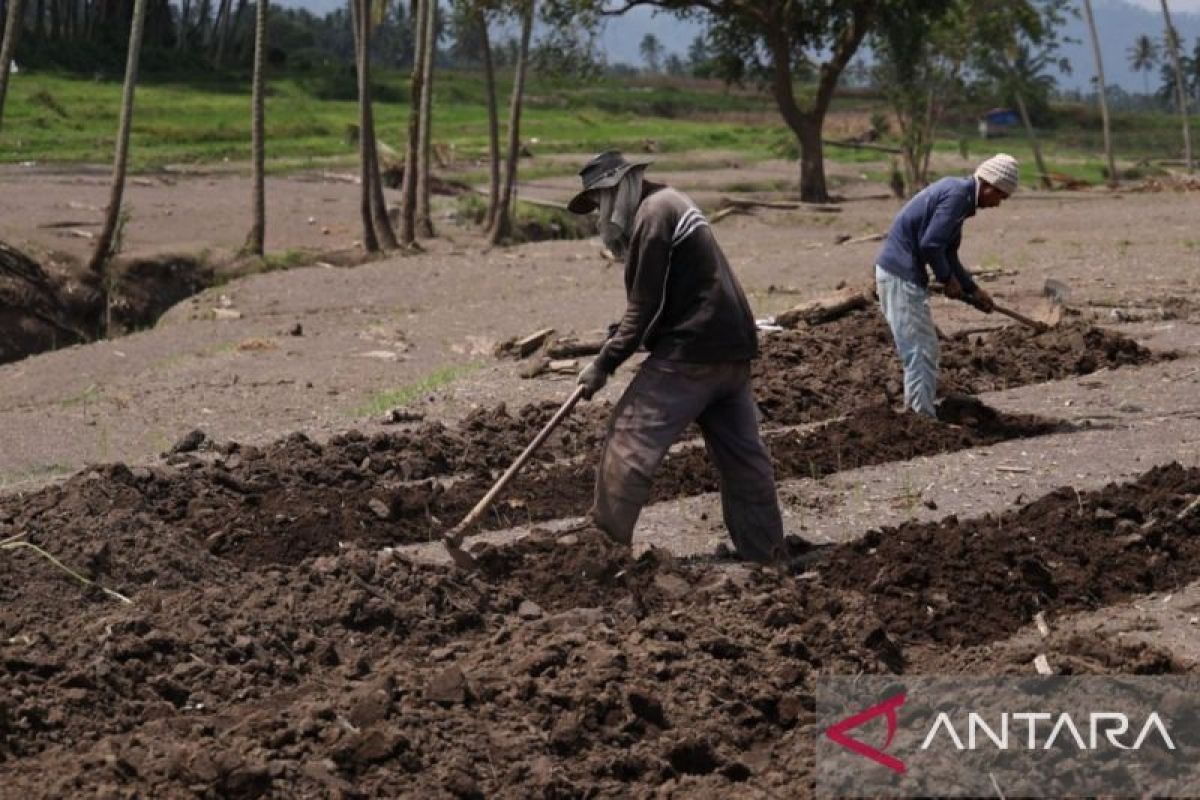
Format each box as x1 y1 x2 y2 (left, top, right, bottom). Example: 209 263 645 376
2 464 1194 796
753 309 1163 425
0 398 1064 569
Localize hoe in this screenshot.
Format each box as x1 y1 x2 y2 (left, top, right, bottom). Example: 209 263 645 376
442 385 588 569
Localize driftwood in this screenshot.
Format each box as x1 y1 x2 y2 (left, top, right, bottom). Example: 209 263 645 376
776 287 873 329
546 336 605 359
823 138 903 155
973 267 1020 282
495 327 555 359
719 196 841 214
519 356 579 380
709 206 745 224
836 232 885 246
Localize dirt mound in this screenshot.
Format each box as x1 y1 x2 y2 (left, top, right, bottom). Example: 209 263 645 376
753 309 1163 425
0 398 1063 570
818 462 1200 648
105 254 215 336
653 403 1065 500
2 465 1194 797
0 240 214 364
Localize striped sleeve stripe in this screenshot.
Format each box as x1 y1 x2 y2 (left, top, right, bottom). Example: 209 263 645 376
672 207 709 246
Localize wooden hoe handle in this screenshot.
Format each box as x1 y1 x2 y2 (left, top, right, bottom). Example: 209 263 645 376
444 384 588 548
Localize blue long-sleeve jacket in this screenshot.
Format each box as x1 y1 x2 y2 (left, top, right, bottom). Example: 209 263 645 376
875 176 978 294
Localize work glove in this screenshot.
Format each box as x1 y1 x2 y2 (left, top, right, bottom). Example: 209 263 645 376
943 276 965 300
577 361 609 400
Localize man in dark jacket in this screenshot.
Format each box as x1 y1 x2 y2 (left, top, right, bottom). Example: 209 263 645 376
567 150 785 565
874 153 1017 417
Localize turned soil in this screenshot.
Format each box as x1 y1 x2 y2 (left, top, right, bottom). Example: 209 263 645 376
1 462 1193 797
753 309 1164 426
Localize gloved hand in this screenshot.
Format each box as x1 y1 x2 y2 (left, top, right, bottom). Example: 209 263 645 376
966 286 995 313
943 276 965 300
577 361 609 400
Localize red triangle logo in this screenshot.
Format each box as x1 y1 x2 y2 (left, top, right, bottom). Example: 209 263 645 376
824 692 907 774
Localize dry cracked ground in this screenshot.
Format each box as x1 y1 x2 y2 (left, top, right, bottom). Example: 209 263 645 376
2 160 1200 797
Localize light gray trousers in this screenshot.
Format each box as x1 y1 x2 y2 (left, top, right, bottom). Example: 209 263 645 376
876 265 939 417
591 357 786 564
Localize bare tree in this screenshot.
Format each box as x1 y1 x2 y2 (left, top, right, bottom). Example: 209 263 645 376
398 0 427 246
1082 0 1117 187
88 0 150 275
210 0 232 59
243 0 268 255
178 0 192 50
351 0 398 251
488 0 533 245
0 0 27 132
363 1 398 249
1160 0 1193 172
415 0 436 238
477 4 501 230
353 0 380 252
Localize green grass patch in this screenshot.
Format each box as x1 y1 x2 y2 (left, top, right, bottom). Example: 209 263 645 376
354 362 482 417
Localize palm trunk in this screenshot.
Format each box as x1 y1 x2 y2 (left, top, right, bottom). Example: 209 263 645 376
488 0 533 245
0 0 26 132
358 0 398 248
353 0 379 252
242 0 266 255
397 0 425 246
366 104 398 249
197 0 211 44
87 0 149 275
414 0 435 238
478 7 500 230
211 0 231 63
177 0 190 49
1161 0 1193 172
1082 0 1117 187
229 0 247 59
1011 83 1051 189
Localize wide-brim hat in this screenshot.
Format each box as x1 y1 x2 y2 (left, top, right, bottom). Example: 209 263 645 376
567 150 654 214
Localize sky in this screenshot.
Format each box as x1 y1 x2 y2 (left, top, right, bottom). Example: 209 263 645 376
1127 0 1200 9
280 0 1200 93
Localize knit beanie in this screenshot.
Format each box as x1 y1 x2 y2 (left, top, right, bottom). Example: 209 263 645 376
974 153 1020 195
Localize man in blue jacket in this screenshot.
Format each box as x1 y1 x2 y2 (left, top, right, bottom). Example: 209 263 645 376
874 153 1019 417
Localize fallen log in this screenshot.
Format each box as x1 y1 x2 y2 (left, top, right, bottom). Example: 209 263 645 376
776 287 873 328
495 327 555 359
836 232 885 246
823 138 903 155
546 336 605 359
719 196 842 214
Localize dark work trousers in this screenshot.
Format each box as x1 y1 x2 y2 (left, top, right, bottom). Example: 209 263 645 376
591 356 786 564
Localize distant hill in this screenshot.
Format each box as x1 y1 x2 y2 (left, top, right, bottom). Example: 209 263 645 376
278 0 1199 93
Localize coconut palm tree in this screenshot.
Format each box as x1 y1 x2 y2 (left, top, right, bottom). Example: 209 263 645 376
1160 0 1193 172
351 0 398 251
398 0 428 246
477 4 501 230
1128 34 1159 95
1082 0 1117 187
88 0 150 275
243 0 268 256
488 0 534 245
415 0 436 238
0 0 27 132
